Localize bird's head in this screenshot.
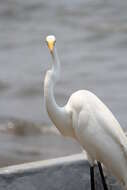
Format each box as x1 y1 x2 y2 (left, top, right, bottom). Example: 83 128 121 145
46 35 56 54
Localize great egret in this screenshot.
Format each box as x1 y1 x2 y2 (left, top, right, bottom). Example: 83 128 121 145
44 35 127 190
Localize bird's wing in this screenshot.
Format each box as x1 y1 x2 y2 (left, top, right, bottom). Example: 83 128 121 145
86 91 127 158
96 107 127 158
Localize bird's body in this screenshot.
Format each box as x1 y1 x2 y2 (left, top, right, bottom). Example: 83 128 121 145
44 35 127 189
66 90 127 187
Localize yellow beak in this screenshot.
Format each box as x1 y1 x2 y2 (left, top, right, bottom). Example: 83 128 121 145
47 40 54 53
46 35 56 53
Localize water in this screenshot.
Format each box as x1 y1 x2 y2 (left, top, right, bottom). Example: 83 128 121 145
0 0 127 166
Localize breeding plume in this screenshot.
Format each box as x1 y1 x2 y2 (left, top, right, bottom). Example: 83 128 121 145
44 35 127 190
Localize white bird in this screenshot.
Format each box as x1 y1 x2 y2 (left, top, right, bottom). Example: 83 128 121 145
44 35 127 190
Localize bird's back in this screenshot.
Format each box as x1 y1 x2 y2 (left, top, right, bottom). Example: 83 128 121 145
68 90 126 144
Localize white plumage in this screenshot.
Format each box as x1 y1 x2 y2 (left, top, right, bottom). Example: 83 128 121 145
44 35 127 189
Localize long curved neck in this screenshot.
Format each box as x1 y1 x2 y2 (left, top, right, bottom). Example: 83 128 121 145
44 47 66 130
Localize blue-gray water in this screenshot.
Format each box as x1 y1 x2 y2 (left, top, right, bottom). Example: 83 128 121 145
0 0 127 166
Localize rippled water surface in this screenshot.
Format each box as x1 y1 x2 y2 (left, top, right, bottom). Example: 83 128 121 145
0 0 127 166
